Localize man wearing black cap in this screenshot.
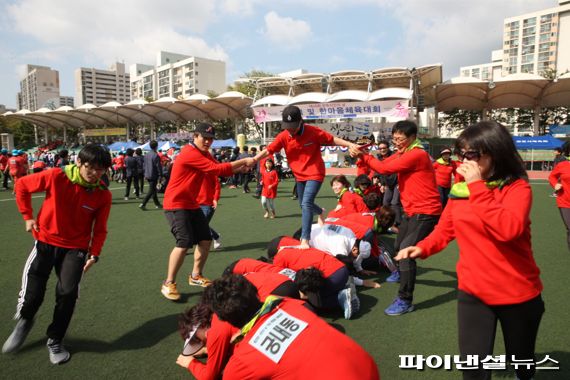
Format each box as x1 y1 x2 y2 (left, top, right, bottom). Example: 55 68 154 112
254 105 359 249
161 123 255 301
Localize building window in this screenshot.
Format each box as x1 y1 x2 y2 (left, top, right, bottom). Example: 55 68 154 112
522 54 535 64
523 17 536 27
521 64 534 73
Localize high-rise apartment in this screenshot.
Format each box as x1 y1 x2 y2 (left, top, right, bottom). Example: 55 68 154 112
74 62 131 106
17 65 60 111
130 51 226 100
460 1 570 79
502 0 570 76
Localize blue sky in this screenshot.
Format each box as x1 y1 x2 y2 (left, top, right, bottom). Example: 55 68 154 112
0 0 557 108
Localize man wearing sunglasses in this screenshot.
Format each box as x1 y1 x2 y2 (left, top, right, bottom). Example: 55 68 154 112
349 120 441 316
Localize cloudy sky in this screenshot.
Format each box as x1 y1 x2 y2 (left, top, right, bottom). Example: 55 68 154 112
0 0 558 108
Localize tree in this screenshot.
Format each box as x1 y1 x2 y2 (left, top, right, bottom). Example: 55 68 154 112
226 69 274 99
0 118 36 148
438 108 480 135
225 69 275 141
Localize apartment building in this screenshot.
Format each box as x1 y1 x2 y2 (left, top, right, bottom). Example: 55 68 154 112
130 51 226 100
74 62 131 106
460 1 570 79
17 64 60 111
502 0 570 76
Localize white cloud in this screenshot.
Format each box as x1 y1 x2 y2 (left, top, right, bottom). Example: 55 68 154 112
5 0 225 66
219 0 257 15
378 0 557 77
262 11 312 49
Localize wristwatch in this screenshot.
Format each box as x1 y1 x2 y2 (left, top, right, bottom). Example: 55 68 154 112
88 255 99 263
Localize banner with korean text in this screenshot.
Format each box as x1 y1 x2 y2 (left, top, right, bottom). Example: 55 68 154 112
253 100 409 124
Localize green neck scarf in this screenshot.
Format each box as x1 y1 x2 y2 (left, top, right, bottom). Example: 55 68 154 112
373 216 380 232
436 157 450 165
354 188 364 196
337 188 349 200
449 180 506 199
405 138 423 152
64 164 106 190
239 296 283 338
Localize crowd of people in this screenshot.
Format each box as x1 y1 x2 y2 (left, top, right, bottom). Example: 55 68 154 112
0 105 554 380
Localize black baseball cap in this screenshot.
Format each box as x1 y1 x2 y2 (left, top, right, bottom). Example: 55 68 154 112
194 123 216 138
281 105 303 129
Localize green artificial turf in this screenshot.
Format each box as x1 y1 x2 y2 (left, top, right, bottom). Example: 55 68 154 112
0 179 567 379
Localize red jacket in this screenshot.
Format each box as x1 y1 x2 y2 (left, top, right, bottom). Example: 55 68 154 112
417 179 542 305
233 258 286 275
327 190 369 218
196 172 221 206
261 169 279 198
222 298 379 380
9 155 28 176
243 272 292 300
362 149 441 216
273 247 345 278
0 155 8 171
187 314 239 380
164 144 233 210
16 169 112 256
433 159 457 188
356 158 370 176
267 124 335 182
549 160 570 208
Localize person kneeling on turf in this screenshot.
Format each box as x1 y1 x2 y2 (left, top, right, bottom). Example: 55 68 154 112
202 274 380 379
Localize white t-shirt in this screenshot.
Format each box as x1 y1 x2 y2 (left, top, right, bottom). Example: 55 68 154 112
309 224 371 272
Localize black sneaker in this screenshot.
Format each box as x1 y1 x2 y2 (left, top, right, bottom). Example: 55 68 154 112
47 338 70 364
2 318 34 354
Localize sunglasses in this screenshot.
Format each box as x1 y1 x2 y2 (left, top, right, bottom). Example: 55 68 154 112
460 150 482 161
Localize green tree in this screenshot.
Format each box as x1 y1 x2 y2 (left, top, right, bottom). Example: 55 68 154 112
438 108 480 135
0 118 36 148
227 69 274 99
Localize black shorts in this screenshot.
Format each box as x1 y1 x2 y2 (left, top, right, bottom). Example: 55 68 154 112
165 209 212 249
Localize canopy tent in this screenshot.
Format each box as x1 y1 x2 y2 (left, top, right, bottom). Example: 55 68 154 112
435 73 570 135
1 91 254 131
513 135 564 170
513 135 564 150
158 141 180 151
549 124 570 135
107 141 139 151
211 139 237 148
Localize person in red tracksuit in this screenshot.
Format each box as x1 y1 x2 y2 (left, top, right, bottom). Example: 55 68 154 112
176 270 301 380
224 258 300 300
269 240 357 317
254 105 359 249
260 158 279 219
396 121 544 380
327 174 369 218
161 123 255 301
0 149 10 190
9 150 28 193
202 274 380 380
548 140 570 250
350 120 441 316
2 144 112 365
432 148 458 208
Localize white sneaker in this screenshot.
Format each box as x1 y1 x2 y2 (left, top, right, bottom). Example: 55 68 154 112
47 338 70 364
213 238 222 250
